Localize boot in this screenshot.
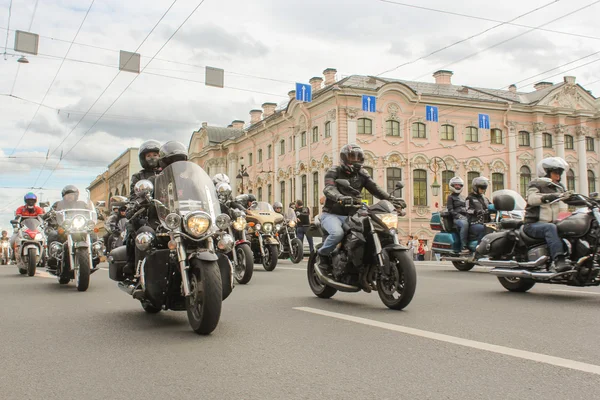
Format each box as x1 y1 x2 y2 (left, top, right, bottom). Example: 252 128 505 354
460 248 470 255
553 256 570 273
317 254 332 272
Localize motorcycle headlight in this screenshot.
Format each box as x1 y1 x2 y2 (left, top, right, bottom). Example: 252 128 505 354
216 213 231 230
263 223 273 233
184 212 211 237
233 217 247 231
135 232 155 251
378 213 398 230
289 220 296 228
165 213 182 230
217 234 234 253
34 233 43 241
275 224 281 232
71 215 86 230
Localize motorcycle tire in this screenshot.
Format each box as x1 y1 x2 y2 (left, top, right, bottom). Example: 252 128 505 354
497 277 536 292
27 248 37 276
452 261 475 271
376 250 417 310
235 244 254 284
306 252 337 299
75 249 91 292
262 244 279 271
186 259 222 335
289 238 304 264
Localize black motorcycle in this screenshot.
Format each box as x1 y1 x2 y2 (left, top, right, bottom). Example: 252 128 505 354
108 161 234 335
477 190 600 292
278 208 303 264
307 180 416 310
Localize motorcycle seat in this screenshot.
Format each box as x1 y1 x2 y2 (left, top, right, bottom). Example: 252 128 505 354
500 220 523 230
518 226 546 246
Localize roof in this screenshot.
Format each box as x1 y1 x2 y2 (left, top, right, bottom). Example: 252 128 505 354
204 126 244 144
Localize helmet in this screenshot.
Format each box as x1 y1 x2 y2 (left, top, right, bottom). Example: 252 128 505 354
138 140 161 170
24 192 37 207
273 202 283 212
472 177 489 194
448 177 464 194
215 182 232 200
61 185 79 201
212 173 230 186
158 141 188 168
118 205 127 212
339 143 364 174
537 157 569 179
110 195 127 210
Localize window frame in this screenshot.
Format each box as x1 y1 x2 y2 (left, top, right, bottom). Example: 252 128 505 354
248 153 253 166
258 187 263 202
386 167 402 201
467 171 480 193
312 171 319 216
279 140 285 155
280 181 286 206
386 120 400 137
440 124 454 141
492 172 504 192
519 166 531 198
312 127 319 143
588 170 596 194
412 122 426 139
258 149 263 163
490 128 503 144
586 136 595 152
442 170 455 200
465 126 479 142
565 134 574 150
300 132 307 148
362 167 375 205
358 118 373 135
413 169 427 206
542 133 553 148
518 131 530 147
567 170 575 192
267 144 272 159
324 121 331 138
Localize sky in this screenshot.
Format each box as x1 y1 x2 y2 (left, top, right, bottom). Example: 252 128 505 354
1 0 599 227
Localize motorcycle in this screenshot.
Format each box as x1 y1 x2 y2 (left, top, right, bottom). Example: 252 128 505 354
1 239 11 265
477 190 600 292
430 189 525 271
307 180 417 310
45 192 102 290
277 208 304 263
245 201 284 271
221 197 254 284
10 216 45 276
108 161 234 335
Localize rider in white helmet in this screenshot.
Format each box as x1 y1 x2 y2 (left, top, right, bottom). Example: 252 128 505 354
524 157 570 272
446 176 470 254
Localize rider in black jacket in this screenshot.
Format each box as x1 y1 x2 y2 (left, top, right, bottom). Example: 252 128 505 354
446 176 470 254
465 177 491 243
130 140 161 194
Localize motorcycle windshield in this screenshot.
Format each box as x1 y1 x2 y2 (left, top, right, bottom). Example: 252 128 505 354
22 218 42 232
491 189 526 220
249 202 275 212
55 191 97 226
285 208 297 221
154 161 220 225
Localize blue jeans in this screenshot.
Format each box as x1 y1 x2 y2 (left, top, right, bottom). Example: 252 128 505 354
317 213 347 256
470 224 485 243
524 222 563 260
296 226 314 254
454 218 469 249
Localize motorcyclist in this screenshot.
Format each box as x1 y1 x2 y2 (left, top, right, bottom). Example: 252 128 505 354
130 140 161 194
318 143 406 275
465 177 491 243
294 199 314 255
273 202 283 215
523 157 570 273
103 204 119 250
446 176 470 254
105 205 127 253
10 193 45 260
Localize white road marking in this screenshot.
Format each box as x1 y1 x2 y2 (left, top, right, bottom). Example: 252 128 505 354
294 307 600 376
275 266 305 271
552 289 600 296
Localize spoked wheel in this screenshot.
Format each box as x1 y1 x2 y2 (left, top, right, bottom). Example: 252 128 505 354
497 276 536 292
234 244 254 284
75 249 90 292
289 238 304 264
262 244 279 271
306 252 337 299
376 250 417 310
27 248 37 276
452 261 475 271
186 259 222 335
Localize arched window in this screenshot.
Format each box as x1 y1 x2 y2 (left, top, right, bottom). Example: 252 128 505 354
258 149 263 162
492 173 504 192
465 126 478 142
565 135 574 150
519 166 531 198
467 171 480 193
567 170 575 192
412 122 426 138
280 181 286 205
258 187 263 202
267 144 272 159
121 184 127 197
267 184 272 203
301 175 307 206
300 131 307 147
386 167 402 200
413 169 427 206
312 127 319 143
441 125 454 140
114 188 119 196
588 170 596 194
543 133 553 148
490 129 503 144
362 167 375 205
518 131 530 147
358 118 373 135
312 172 319 216
442 170 455 200
386 120 400 136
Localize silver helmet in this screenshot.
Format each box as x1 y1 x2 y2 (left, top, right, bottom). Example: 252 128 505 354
537 157 569 179
448 176 464 194
212 173 230 186
472 176 489 194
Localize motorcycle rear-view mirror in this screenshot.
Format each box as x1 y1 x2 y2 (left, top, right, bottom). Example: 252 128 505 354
10 219 18 225
39 201 50 208
395 181 404 190
96 201 106 207
590 192 599 198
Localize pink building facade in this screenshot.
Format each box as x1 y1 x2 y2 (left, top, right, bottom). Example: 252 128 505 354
188 69 600 241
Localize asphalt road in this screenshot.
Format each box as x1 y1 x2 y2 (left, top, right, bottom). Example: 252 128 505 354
1 260 599 400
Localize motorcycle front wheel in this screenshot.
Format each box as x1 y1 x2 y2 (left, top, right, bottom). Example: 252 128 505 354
75 249 90 292
27 248 37 276
497 276 536 292
186 259 222 335
289 238 304 264
262 244 279 271
234 244 254 284
376 250 417 310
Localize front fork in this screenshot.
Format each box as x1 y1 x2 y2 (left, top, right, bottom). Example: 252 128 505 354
257 233 266 257
229 227 238 265
174 236 191 297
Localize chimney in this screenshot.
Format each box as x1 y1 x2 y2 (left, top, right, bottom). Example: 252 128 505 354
309 76 323 92
288 90 296 100
533 82 553 91
250 109 262 124
564 76 576 85
201 122 208 129
231 120 244 129
262 102 277 118
509 84 517 93
433 70 453 85
323 68 337 86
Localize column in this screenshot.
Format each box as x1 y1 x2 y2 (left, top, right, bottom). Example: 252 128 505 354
508 122 518 191
555 124 565 160
227 154 237 195
330 110 339 165
576 126 588 195
347 118 357 145
533 131 543 167
274 145 280 202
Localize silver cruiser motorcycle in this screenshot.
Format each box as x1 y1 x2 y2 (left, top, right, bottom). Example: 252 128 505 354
108 161 234 335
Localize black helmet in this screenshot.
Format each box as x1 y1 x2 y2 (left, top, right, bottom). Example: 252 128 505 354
158 141 188 168
139 140 161 170
340 143 364 174
61 185 79 201
118 205 127 212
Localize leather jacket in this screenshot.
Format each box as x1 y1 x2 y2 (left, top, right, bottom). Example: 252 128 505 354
446 193 467 220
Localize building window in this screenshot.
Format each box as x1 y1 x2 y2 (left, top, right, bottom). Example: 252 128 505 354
258 187 263 202
289 137 293 152
267 184 272 203
280 181 286 205
586 136 595 152
413 169 427 206
114 188 119 196
520 166 531 198
301 175 307 206
492 173 504 192
519 131 530 147
386 167 402 200
442 170 455 200
565 135 574 150
465 126 478 142
386 120 400 137
567 170 575 192
412 122 426 138
267 144 272 159
312 127 319 143
361 167 375 205
490 129 503 144
312 172 319 216
324 121 331 138
589 170 596 194
289 179 293 204
467 171 480 193
280 140 285 155
543 133 553 148
300 132 307 147
293 177 296 201
441 125 454 140
358 118 373 135
258 149 263 163
248 153 253 166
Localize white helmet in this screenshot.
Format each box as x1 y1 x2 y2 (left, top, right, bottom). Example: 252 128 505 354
448 176 464 194
212 173 230 186
537 157 569 179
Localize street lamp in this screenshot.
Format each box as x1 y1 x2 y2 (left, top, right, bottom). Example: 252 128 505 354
428 156 448 201
236 161 250 194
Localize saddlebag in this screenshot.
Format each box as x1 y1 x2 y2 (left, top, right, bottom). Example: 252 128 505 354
108 246 128 282
476 231 514 257
144 249 171 308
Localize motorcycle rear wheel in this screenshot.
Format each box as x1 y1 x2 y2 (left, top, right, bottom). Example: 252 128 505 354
377 250 417 310
306 253 337 299
452 261 475 271
497 276 536 292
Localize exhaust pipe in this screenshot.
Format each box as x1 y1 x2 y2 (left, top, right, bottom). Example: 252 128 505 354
490 268 576 281
442 256 471 262
117 281 136 295
313 264 360 292
478 256 548 268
